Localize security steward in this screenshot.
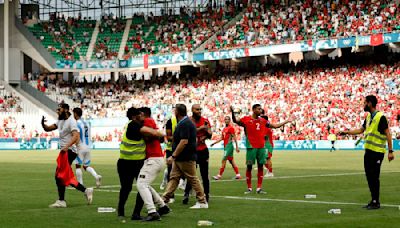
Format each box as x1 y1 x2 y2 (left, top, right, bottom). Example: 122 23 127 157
117 107 164 220
339 95 394 210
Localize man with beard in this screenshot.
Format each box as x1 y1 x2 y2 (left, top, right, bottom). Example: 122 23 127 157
183 104 212 204
339 95 394 210
42 103 93 208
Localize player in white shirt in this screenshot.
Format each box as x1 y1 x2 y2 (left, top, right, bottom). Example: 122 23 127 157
73 108 102 188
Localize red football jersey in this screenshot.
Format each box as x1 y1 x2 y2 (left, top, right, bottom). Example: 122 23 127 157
240 115 268 148
265 127 274 147
143 118 163 158
222 125 235 147
192 117 211 151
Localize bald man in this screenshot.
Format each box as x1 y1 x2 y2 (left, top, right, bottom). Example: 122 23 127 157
183 104 212 204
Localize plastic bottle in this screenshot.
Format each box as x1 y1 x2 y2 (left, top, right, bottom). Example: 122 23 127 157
197 220 214 226
98 207 116 213
304 194 317 199
328 209 341 214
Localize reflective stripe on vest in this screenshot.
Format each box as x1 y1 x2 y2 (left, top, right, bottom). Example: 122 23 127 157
364 112 387 153
120 120 146 160
166 116 177 151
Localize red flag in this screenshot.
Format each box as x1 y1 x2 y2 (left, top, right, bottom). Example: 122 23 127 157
370 34 383 46
143 54 149 69
56 151 78 187
244 48 249 57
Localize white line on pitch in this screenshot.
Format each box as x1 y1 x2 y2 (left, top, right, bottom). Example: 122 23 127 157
91 189 400 208
214 170 400 182
91 171 400 189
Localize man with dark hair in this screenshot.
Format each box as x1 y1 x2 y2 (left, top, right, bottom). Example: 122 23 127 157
211 116 241 180
163 104 208 209
182 104 212 204
339 95 394 210
136 107 170 221
231 104 290 194
42 103 93 208
117 107 165 220
72 107 102 188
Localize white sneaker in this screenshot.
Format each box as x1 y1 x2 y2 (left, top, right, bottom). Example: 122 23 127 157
189 202 208 209
160 180 167 190
264 172 274 178
168 198 175 204
49 200 67 208
85 188 94 205
95 175 102 188
178 179 186 190
213 175 221 180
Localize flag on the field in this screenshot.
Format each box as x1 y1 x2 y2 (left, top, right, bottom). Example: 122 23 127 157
55 151 78 187
370 34 383 46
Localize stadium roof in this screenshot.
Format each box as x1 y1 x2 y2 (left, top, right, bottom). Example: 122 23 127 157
20 0 214 20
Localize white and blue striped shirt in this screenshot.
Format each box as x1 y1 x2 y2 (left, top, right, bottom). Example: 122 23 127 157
77 119 91 150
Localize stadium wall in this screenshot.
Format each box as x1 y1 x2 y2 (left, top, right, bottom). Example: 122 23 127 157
1 140 399 151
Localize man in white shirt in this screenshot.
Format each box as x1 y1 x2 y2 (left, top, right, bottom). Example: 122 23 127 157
42 103 93 208
73 108 102 188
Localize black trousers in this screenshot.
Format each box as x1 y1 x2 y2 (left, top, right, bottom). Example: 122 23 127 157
184 148 210 196
117 159 144 217
166 150 173 180
364 150 384 203
55 150 86 201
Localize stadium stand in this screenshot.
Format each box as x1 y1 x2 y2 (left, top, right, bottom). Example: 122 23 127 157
205 0 400 50
26 14 96 60
0 82 57 140
28 54 400 141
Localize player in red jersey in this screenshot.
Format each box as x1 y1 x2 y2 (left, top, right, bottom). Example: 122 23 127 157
260 111 292 178
211 116 241 180
183 104 212 204
231 104 291 194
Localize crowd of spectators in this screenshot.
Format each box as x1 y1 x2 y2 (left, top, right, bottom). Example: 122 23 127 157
93 15 127 60
124 2 239 58
32 53 400 141
205 0 400 50
0 85 23 113
33 13 95 60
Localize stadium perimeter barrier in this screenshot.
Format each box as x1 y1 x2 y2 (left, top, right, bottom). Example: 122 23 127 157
51 32 400 70
1 139 399 151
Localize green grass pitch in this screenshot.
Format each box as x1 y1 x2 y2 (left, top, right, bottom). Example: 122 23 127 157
1 149 400 227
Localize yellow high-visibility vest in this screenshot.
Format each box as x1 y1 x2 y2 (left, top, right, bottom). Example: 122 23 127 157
364 112 387 153
166 116 177 151
119 121 146 160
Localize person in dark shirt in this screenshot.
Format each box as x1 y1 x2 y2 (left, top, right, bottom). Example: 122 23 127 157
117 108 164 220
162 104 208 209
339 95 394 210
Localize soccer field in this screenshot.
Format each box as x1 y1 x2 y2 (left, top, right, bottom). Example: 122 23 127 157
1 149 400 228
